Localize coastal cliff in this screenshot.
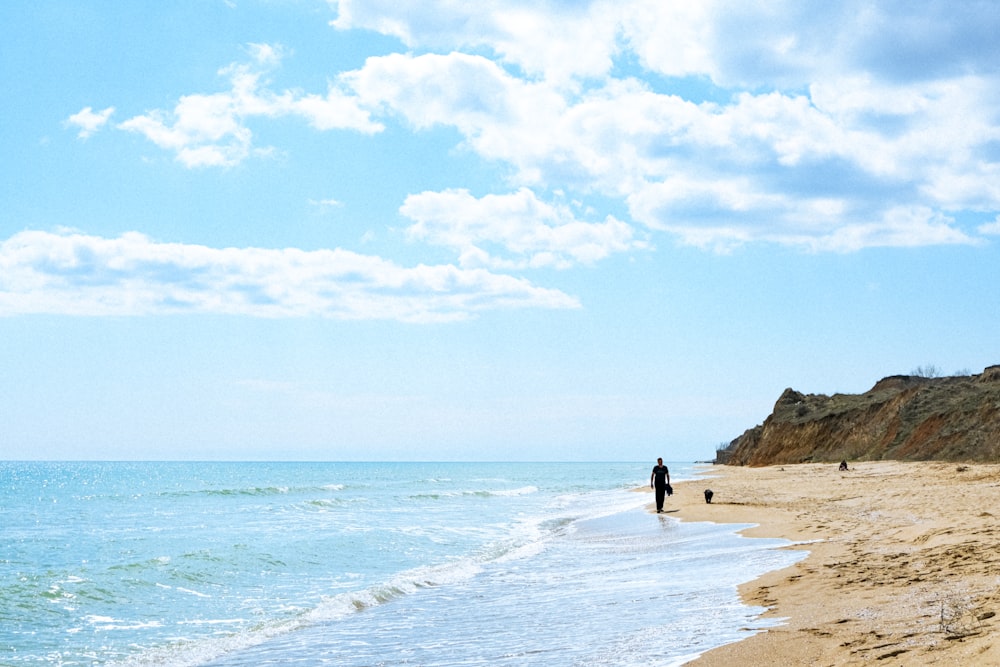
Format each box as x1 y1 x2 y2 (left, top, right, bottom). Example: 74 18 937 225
718 365 1000 466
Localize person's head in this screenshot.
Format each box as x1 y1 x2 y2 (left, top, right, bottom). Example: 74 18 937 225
657 458 663 465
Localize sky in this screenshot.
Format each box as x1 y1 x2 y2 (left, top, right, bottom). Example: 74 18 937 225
2 1 999 462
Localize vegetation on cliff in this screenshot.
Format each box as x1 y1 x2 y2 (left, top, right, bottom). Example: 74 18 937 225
718 365 1000 466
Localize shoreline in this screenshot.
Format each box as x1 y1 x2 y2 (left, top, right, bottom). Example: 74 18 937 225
650 461 1000 665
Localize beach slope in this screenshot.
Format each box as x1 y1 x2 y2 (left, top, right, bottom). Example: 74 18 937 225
663 461 1000 665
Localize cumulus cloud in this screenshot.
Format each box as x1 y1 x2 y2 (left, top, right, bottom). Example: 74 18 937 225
808 206 974 253
978 217 1000 236
116 44 381 167
332 1 963 88
0 230 578 321
338 46 991 252
620 1 1000 89
81 3 1000 253
400 188 646 269
330 0 621 84
65 106 115 139
338 2 1000 251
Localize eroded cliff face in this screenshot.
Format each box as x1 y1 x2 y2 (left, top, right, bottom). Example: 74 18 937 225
719 365 1000 466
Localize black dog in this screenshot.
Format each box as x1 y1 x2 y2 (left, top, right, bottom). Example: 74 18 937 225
704 489 714 504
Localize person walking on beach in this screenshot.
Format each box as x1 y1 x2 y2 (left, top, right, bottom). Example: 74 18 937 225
651 458 670 513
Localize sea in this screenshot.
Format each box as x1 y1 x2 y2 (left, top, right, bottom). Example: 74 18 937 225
1 461 805 666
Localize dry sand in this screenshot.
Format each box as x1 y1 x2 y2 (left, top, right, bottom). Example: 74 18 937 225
651 461 1000 666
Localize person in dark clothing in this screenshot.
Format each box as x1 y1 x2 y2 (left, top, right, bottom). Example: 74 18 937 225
650 458 671 513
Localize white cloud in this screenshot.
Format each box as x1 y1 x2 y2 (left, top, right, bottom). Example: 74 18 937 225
327 1 914 89
618 0 719 80
65 106 115 139
978 217 1000 236
0 230 578 321
809 206 975 253
331 0 621 84
619 2 1000 89
625 176 978 253
246 42 285 67
346 51 560 134
83 4 1000 253
400 188 645 269
309 197 343 209
336 2 1000 252
116 45 382 168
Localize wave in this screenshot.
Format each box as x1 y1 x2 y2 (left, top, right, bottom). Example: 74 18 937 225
408 485 538 500
304 498 345 508
307 560 485 622
104 554 493 667
60 483 354 504
109 555 173 571
154 483 353 499
104 493 594 667
84 616 165 632
492 485 538 496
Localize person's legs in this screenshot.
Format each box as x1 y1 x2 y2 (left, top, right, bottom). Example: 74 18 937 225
655 486 665 512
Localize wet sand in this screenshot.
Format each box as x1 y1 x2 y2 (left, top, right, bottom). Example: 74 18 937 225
655 461 1000 665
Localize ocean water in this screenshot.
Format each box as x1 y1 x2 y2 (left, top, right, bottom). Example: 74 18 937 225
1 462 804 666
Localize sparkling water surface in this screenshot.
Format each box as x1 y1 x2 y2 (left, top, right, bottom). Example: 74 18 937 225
1 462 804 666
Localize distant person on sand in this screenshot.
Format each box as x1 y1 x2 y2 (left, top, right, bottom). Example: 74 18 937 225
839 460 849 471
650 458 671 513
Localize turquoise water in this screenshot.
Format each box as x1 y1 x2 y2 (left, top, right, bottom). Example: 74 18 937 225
1 462 804 666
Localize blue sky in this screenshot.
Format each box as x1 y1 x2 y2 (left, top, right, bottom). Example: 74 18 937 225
2 1 998 461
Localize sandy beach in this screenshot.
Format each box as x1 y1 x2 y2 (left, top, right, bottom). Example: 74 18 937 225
653 461 1000 665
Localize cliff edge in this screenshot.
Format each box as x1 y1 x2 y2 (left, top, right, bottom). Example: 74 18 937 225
717 365 1000 466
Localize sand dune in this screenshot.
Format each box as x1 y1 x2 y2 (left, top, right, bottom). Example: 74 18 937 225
656 461 1000 665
